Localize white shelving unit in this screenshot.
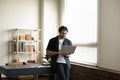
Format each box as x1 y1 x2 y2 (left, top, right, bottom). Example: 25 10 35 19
8 28 41 64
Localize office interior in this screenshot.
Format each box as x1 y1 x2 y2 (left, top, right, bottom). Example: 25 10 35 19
0 0 120 80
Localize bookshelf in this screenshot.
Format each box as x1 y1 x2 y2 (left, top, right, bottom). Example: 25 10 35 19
8 29 41 64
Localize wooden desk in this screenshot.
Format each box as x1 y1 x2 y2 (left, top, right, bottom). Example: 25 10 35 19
0 64 50 80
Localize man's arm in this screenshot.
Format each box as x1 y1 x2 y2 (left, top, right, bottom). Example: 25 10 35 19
46 50 59 56
46 38 59 56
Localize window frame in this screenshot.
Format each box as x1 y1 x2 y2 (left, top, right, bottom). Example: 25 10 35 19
60 0 99 66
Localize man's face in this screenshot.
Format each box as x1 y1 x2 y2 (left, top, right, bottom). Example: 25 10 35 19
59 30 68 39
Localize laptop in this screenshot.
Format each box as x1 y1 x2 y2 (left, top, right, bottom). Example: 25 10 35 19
60 45 76 54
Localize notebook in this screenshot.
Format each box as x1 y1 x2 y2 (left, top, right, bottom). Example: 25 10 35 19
60 45 76 54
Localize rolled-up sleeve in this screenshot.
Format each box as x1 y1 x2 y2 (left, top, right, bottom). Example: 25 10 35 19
46 39 52 50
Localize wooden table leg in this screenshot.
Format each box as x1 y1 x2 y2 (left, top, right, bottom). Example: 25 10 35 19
33 75 38 80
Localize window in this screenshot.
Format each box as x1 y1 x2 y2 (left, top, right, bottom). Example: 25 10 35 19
62 0 98 65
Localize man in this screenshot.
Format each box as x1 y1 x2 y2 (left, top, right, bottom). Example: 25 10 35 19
46 26 72 80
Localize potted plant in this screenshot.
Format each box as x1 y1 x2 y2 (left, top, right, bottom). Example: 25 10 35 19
42 54 51 65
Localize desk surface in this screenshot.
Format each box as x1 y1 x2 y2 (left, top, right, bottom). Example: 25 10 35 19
0 64 50 77
0 64 50 69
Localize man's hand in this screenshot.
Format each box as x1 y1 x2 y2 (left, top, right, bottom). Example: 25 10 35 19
63 53 71 58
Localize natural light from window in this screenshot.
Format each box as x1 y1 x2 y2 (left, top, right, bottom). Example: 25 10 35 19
62 0 97 65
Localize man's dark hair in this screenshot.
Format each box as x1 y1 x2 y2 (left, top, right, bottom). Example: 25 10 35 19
58 26 68 33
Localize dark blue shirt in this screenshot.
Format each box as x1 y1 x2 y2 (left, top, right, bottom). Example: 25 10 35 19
46 36 72 72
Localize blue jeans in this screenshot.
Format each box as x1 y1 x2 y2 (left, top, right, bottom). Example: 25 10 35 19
57 63 70 80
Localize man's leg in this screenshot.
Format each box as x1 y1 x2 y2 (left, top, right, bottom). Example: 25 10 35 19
49 73 56 80
64 65 70 80
0 73 1 80
57 63 66 80
49 66 57 80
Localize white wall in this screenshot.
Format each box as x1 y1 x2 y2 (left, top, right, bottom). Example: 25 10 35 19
2 0 120 72
0 0 39 65
43 0 59 57
98 0 120 71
